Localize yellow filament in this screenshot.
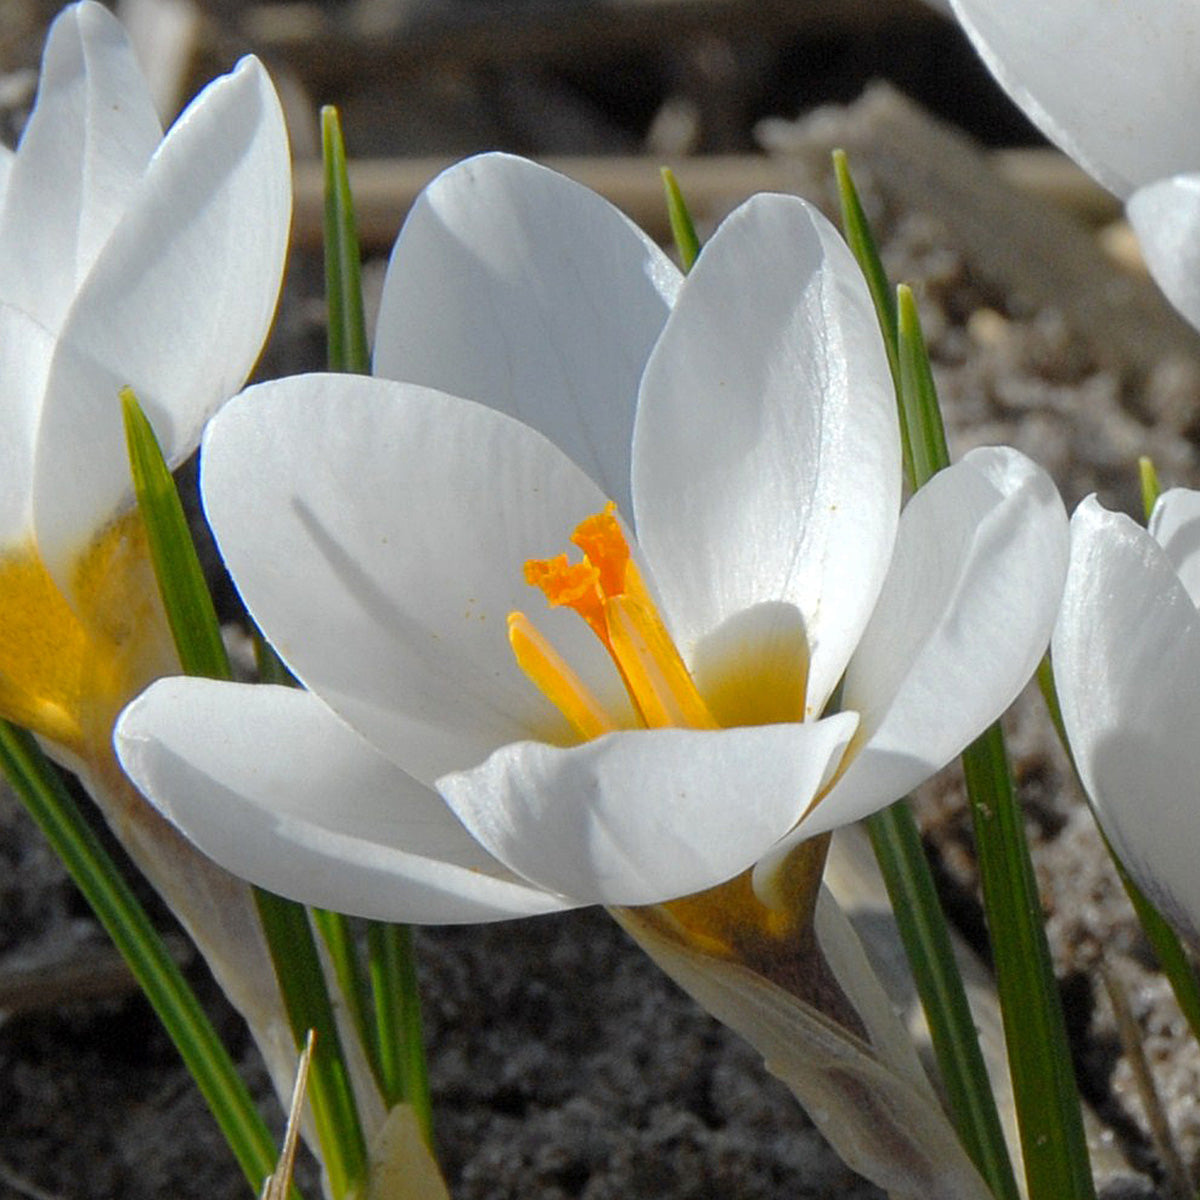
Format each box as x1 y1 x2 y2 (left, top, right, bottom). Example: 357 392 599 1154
0 510 174 753
604 595 717 730
507 613 617 741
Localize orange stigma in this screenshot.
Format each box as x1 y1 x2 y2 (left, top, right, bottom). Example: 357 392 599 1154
510 504 717 736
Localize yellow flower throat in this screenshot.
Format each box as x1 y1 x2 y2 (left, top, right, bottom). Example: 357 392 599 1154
0 510 174 755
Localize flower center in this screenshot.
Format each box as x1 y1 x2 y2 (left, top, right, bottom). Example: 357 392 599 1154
508 505 836 955
509 504 718 737
0 509 174 753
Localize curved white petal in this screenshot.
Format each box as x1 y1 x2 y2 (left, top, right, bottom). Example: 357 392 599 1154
792 446 1067 842
0 305 54 546
634 194 900 717
202 374 628 788
437 711 858 906
1149 486 1200 607
116 678 572 924
0 2 161 332
948 0 1200 197
373 153 681 515
1128 175 1200 334
33 54 290 592
1053 497 1200 946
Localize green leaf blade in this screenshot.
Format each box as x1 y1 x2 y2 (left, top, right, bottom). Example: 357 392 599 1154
121 387 231 682
962 726 1095 1199
123 385 370 1196
255 892 370 1199
866 803 1020 1200
836 150 1021 1200
836 149 1092 1199
0 721 284 1196
322 106 370 375
660 166 701 273
1139 455 1161 523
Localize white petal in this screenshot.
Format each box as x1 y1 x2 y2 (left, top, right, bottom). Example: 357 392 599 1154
0 305 54 546
201 374 626 788
372 153 681 515
1128 175 1200 334
1053 497 1200 945
33 55 290 591
797 446 1068 840
948 0 1200 197
1149 486 1200 607
116 678 572 924
634 194 900 716
437 712 859 906
0 2 161 332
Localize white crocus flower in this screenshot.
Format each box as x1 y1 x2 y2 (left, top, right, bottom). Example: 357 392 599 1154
1054 489 1200 949
116 154 1067 933
947 0 1200 330
0 0 289 752
0 0 295 1090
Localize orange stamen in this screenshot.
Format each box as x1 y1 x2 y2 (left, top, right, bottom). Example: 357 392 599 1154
523 553 608 644
507 613 617 741
510 504 717 735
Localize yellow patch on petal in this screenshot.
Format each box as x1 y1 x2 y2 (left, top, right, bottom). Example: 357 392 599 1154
658 834 829 960
0 509 175 754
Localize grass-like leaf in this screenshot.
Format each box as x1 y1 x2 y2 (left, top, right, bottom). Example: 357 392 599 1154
1139 455 1161 522
960 726 1095 1199
836 152 1020 1200
122 387 231 681
311 909 375 1084
0 720 284 1196
895 286 950 485
254 893 369 1198
322 106 370 375
832 149 913 487
894 289 1094 1198
123 388 369 1197
321 103 435 1153
660 167 701 272
368 922 435 1148
832 150 899 381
